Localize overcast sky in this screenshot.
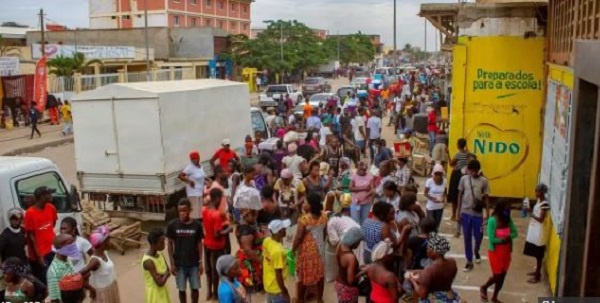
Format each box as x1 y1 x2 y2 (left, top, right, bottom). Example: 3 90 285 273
0 0 455 51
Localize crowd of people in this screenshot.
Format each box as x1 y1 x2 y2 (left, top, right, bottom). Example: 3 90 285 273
0 70 551 303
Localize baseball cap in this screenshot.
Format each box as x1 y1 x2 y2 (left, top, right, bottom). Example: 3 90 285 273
222 139 231 146
34 186 56 199
268 219 291 234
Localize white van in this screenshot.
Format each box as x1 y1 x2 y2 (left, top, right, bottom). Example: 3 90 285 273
0 157 82 232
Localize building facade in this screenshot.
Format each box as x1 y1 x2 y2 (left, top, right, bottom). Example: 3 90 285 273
89 0 252 36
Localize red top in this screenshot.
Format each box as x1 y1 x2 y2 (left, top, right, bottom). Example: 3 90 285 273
24 203 58 259
202 207 226 250
370 280 395 303
213 148 237 173
427 111 438 132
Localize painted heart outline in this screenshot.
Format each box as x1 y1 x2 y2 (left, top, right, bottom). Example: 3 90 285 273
465 123 530 180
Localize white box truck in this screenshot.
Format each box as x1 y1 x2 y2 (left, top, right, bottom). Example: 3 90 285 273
72 79 268 221
0 157 82 232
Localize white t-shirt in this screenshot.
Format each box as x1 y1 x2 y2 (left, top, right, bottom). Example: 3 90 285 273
526 200 550 246
352 116 366 141
183 163 205 197
425 178 447 210
282 155 305 179
367 116 382 140
71 236 93 272
319 126 332 146
394 97 403 113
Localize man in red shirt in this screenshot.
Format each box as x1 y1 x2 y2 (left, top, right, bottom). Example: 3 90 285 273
210 139 239 175
25 186 58 284
202 188 231 301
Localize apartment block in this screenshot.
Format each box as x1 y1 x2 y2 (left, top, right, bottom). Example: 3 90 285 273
89 0 252 36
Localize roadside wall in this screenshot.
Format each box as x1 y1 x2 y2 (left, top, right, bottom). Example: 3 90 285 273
540 63 574 294
449 36 545 198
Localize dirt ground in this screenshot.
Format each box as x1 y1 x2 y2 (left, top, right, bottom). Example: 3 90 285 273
24 77 551 302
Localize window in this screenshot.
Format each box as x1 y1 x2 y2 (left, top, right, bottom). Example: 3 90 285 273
122 15 131 20
173 0 180 2
231 3 236 11
251 111 268 140
230 21 236 30
174 15 180 26
191 18 196 26
218 0 224 9
242 4 247 13
219 20 224 29
242 23 247 30
16 172 74 213
205 18 212 26
190 0 197 4
206 0 212 7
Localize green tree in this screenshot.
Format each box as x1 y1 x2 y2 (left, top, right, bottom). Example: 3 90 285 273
323 33 375 65
47 52 103 77
0 35 20 56
224 20 327 73
403 43 412 51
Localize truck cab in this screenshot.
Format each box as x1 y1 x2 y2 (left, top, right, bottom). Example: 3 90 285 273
259 84 303 111
0 157 82 233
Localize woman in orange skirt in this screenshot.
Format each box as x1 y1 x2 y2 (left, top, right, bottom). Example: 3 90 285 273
480 200 517 303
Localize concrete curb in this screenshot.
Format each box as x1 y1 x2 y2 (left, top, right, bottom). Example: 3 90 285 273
2 137 74 156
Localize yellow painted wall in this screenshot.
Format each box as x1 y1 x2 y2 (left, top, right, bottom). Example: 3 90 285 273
542 63 573 295
449 36 546 198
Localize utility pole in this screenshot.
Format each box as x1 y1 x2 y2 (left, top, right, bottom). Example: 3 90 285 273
39 9 45 56
337 31 340 61
279 22 283 63
393 0 397 75
144 0 151 81
424 19 427 55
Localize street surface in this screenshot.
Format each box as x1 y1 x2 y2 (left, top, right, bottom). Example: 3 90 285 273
18 77 550 302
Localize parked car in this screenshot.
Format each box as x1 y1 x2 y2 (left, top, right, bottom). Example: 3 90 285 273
259 84 303 111
309 93 339 108
293 101 321 117
302 77 331 96
337 85 356 100
350 77 369 89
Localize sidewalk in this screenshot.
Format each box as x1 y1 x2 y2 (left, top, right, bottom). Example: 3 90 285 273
0 123 73 156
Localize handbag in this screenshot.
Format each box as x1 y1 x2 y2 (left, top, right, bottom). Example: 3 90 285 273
357 275 371 297
468 177 485 213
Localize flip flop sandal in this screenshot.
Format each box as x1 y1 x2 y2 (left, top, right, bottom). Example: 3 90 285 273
480 287 489 302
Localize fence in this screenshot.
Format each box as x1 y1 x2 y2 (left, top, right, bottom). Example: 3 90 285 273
48 67 196 93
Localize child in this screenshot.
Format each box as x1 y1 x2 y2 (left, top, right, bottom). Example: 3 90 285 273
523 184 550 284
60 217 93 272
142 228 171 303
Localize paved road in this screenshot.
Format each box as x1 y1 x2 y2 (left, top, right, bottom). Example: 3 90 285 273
22 77 550 302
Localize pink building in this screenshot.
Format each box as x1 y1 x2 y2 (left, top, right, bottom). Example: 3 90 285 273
89 0 252 36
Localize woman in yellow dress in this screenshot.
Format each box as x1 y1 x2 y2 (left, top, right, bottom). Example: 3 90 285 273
142 228 171 303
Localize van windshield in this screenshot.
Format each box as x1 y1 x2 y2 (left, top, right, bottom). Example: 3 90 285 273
16 172 73 213
266 86 288 93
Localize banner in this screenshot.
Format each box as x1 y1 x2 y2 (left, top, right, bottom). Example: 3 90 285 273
32 44 136 60
33 56 47 113
0 57 20 76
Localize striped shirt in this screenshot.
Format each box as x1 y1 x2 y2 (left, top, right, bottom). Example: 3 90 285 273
454 150 468 170
47 258 75 301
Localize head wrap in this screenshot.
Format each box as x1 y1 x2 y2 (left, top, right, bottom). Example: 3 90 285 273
232 186 262 210
371 239 394 262
339 193 352 209
59 273 84 291
89 225 110 248
189 151 200 160
535 183 548 194
340 157 351 167
287 143 298 153
3 261 28 276
216 254 236 277
428 233 451 256
280 168 293 179
341 227 364 247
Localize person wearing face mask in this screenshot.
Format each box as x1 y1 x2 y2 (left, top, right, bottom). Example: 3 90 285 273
480 200 517 303
48 234 96 303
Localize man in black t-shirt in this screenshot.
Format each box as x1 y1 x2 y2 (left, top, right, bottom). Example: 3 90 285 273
167 198 205 303
0 208 27 264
